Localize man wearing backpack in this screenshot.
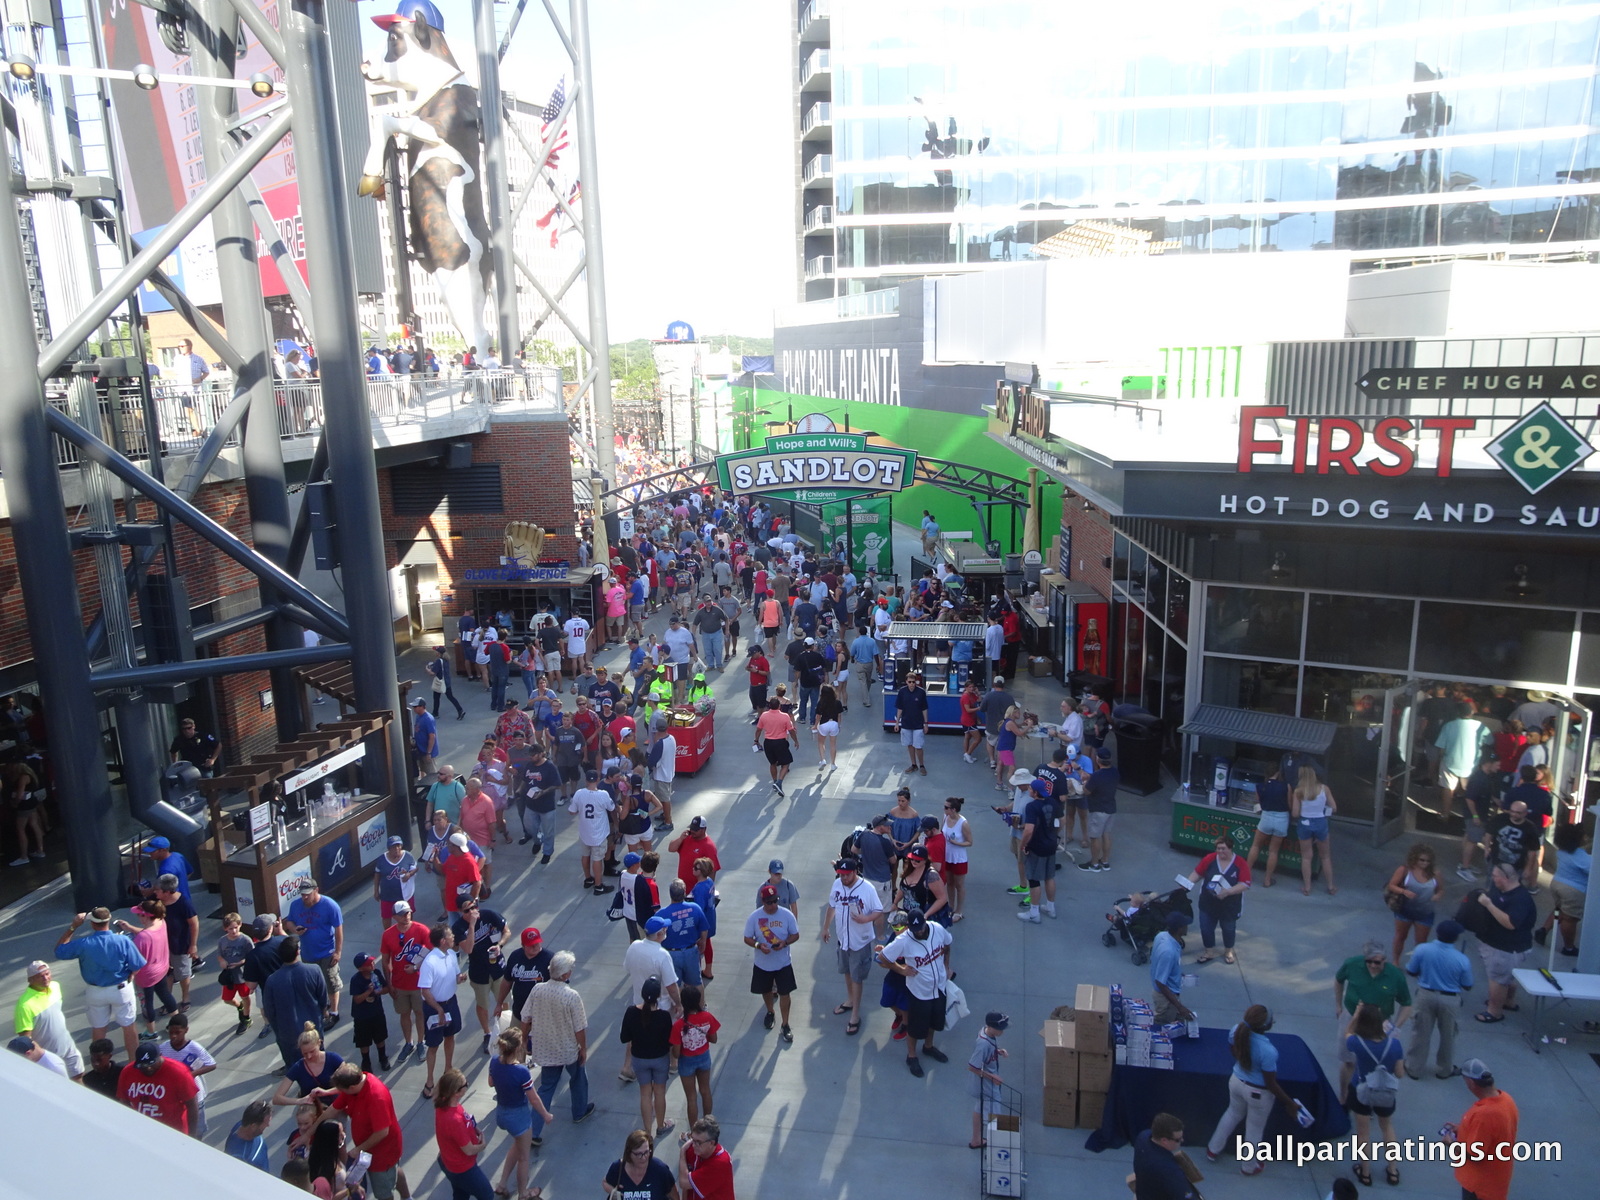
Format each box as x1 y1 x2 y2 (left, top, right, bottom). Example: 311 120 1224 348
1017 778 1063 923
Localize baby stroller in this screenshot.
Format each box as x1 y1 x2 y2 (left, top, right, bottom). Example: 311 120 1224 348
1102 886 1193 965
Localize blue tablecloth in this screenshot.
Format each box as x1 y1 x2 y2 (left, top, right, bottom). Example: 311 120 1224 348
1084 1027 1349 1151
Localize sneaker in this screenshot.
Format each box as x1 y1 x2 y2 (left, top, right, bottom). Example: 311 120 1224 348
1534 927 1549 946
962 753 975 764
257 1025 274 1040
919 766 927 775
1017 910 1041 924
1005 884 1030 895
519 835 533 845
1204 1149 1220 1164
764 1011 776 1031
593 885 613 896
1561 945 1579 956
1455 866 1479 882
379 1055 391 1071
602 863 622 876
775 782 785 796
574 1103 596 1124
583 877 594 889
237 1014 252 1031
819 758 827 767
481 1035 491 1055
6 857 27 868
1095 861 1111 872
540 854 551 865
892 1025 907 1041
361 1057 374 1073
906 1057 924 1077
1077 860 1099 872
27 851 43 859
1042 903 1057 919
1527 884 1541 896
780 1025 794 1043
923 1045 948 1063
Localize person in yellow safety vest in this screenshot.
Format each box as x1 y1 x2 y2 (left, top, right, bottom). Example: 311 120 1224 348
686 672 713 706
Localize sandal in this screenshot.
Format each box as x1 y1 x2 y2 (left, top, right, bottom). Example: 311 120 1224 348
421 1083 435 1098
494 1187 511 1198
846 1020 861 1036
833 1003 853 1015
1223 952 1236 965
1354 1164 1372 1187
1196 953 1214 965
518 1190 542 1200
1385 1166 1399 1186
951 913 965 923
655 1119 675 1138
1474 1011 1504 1023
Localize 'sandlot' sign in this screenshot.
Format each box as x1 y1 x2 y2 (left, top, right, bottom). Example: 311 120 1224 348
715 431 916 502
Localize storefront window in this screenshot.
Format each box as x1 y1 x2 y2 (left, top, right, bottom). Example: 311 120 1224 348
1126 543 1148 603
1577 612 1600 689
1112 534 1129 593
1297 667 1406 824
1121 603 1146 701
1167 572 1191 636
1141 635 1164 719
1414 602 1575 684
1146 558 1168 630
1204 586 1304 661
1305 594 1413 669
1202 656 1299 715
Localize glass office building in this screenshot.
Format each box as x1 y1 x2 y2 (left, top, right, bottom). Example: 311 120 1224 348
794 1 1600 297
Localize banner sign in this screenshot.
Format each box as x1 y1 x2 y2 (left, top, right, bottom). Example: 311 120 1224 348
822 496 892 573
1357 367 1600 400
715 431 916 503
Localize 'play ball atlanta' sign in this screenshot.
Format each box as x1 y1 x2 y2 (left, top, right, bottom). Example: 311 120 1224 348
716 431 917 503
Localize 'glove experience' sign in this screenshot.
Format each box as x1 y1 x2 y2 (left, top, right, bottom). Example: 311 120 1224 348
715 432 917 503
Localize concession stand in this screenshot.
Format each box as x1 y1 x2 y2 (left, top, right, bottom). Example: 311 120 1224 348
880 620 990 732
196 663 408 922
1166 704 1337 874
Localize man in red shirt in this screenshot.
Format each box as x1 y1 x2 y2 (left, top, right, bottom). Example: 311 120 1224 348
379 900 430 1059
668 817 721 889
572 696 602 766
117 1042 199 1135
746 648 770 722
679 1116 735 1200
317 1062 405 1200
442 831 482 913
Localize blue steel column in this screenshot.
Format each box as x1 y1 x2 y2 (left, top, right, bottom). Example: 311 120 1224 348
194 0 303 742
0 181 121 907
279 0 408 800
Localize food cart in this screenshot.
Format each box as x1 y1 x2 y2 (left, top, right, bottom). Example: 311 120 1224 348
880 621 988 732
198 710 400 923
672 705 716 774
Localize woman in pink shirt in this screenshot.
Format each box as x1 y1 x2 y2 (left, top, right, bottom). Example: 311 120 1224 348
118 898 175 1037
458 781 500 900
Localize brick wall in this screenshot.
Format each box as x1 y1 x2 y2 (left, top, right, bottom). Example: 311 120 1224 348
1059 506 1115 601
380 418 579 622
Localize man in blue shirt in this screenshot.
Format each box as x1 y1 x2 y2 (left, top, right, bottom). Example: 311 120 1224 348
1148 912 1194 1025
895 671 930 776
225 1099 272 1172
1132 1113 1198 1200
146 837 193 906
411 698 438 779
54 906 145 1058
656 878 710 987
262 936 328 1067
284 880 344 1029
1404 919 1474 1079
848 631 881 710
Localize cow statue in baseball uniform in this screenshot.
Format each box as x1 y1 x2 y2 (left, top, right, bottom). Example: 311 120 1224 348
358 0 492 355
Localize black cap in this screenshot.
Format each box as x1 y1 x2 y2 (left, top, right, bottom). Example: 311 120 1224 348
834 855 861 873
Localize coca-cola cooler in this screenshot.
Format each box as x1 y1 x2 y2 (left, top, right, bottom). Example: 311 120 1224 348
1046 583 1111 688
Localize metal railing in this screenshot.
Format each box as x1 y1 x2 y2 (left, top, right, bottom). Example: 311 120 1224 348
804 205 834 233
804 255 836 280
802 154 834 185
47 368 563 469
774 285 901 328
802 101 832 135
799 0 831 37
800 48 831 84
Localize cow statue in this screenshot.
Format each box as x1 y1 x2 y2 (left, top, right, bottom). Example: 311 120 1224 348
358 0 492 356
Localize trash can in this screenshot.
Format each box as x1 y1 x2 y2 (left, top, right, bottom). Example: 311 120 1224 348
1067 671 1113 702
1112 712 1164 796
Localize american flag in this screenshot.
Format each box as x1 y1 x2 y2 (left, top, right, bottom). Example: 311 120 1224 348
535 77 578 245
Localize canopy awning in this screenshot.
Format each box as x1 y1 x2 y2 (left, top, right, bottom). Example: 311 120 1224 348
1177 703 1337 754
886 621 986 641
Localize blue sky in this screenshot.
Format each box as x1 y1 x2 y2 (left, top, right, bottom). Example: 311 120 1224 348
358 0 794 340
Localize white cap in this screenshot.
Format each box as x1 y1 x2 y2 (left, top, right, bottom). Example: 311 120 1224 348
448 831 468 849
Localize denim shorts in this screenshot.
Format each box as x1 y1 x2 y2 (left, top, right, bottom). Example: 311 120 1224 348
495 1104 533 1137
1297 816 1329 842
633 1054 670 1087
677 1050 710 1077
1256 810 1290 838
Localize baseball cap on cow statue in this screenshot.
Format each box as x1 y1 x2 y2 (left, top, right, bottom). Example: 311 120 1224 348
372 0 447 31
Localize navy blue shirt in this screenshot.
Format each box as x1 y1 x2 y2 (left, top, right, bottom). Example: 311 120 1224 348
1132 1129 1197 1200
896 686 929 730
1084 767 1121 813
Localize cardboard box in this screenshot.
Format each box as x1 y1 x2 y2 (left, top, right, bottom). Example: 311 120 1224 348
1078 1050 1114 1092
1042 1087 1077 1128
1078 1089 1108 1128
1041 1018 1079 1085
1047 1004 1075 1023
1074 984 1111 1044
987 1115 1021 1150
1029 655 1053 677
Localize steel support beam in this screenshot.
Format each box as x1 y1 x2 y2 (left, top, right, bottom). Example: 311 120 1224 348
475 0 519 360
281 0 407 799
45 406 351 638
37 106 292 378
569 0 615 484
194 0 303 743
92 642 352 690
0 174 121 908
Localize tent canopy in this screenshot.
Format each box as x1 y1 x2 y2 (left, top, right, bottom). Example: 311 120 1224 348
1177 703 1337 754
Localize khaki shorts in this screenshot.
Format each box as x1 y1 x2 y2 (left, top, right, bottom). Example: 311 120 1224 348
169 953 194 982
390 987 424 1018
1087 811 1115 839
1551 877 1586 918
470 978 495 1009
1478 943 1528 986
313 956 341 996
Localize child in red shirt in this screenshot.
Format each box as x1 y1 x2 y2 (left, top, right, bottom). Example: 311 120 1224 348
669 985 720 1125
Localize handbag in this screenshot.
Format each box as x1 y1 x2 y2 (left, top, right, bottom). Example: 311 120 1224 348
1383 888 1406 913
944 980 970 1026
431 675 446 694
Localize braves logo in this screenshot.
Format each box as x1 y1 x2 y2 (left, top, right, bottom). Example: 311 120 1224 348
393 934 428 972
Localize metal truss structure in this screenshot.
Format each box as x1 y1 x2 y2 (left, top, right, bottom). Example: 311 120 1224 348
0 0 616 908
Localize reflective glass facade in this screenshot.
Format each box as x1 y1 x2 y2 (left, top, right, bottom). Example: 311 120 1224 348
824 1 1600 285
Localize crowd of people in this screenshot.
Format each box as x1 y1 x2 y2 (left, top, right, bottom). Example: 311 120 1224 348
7 482 1582 1200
